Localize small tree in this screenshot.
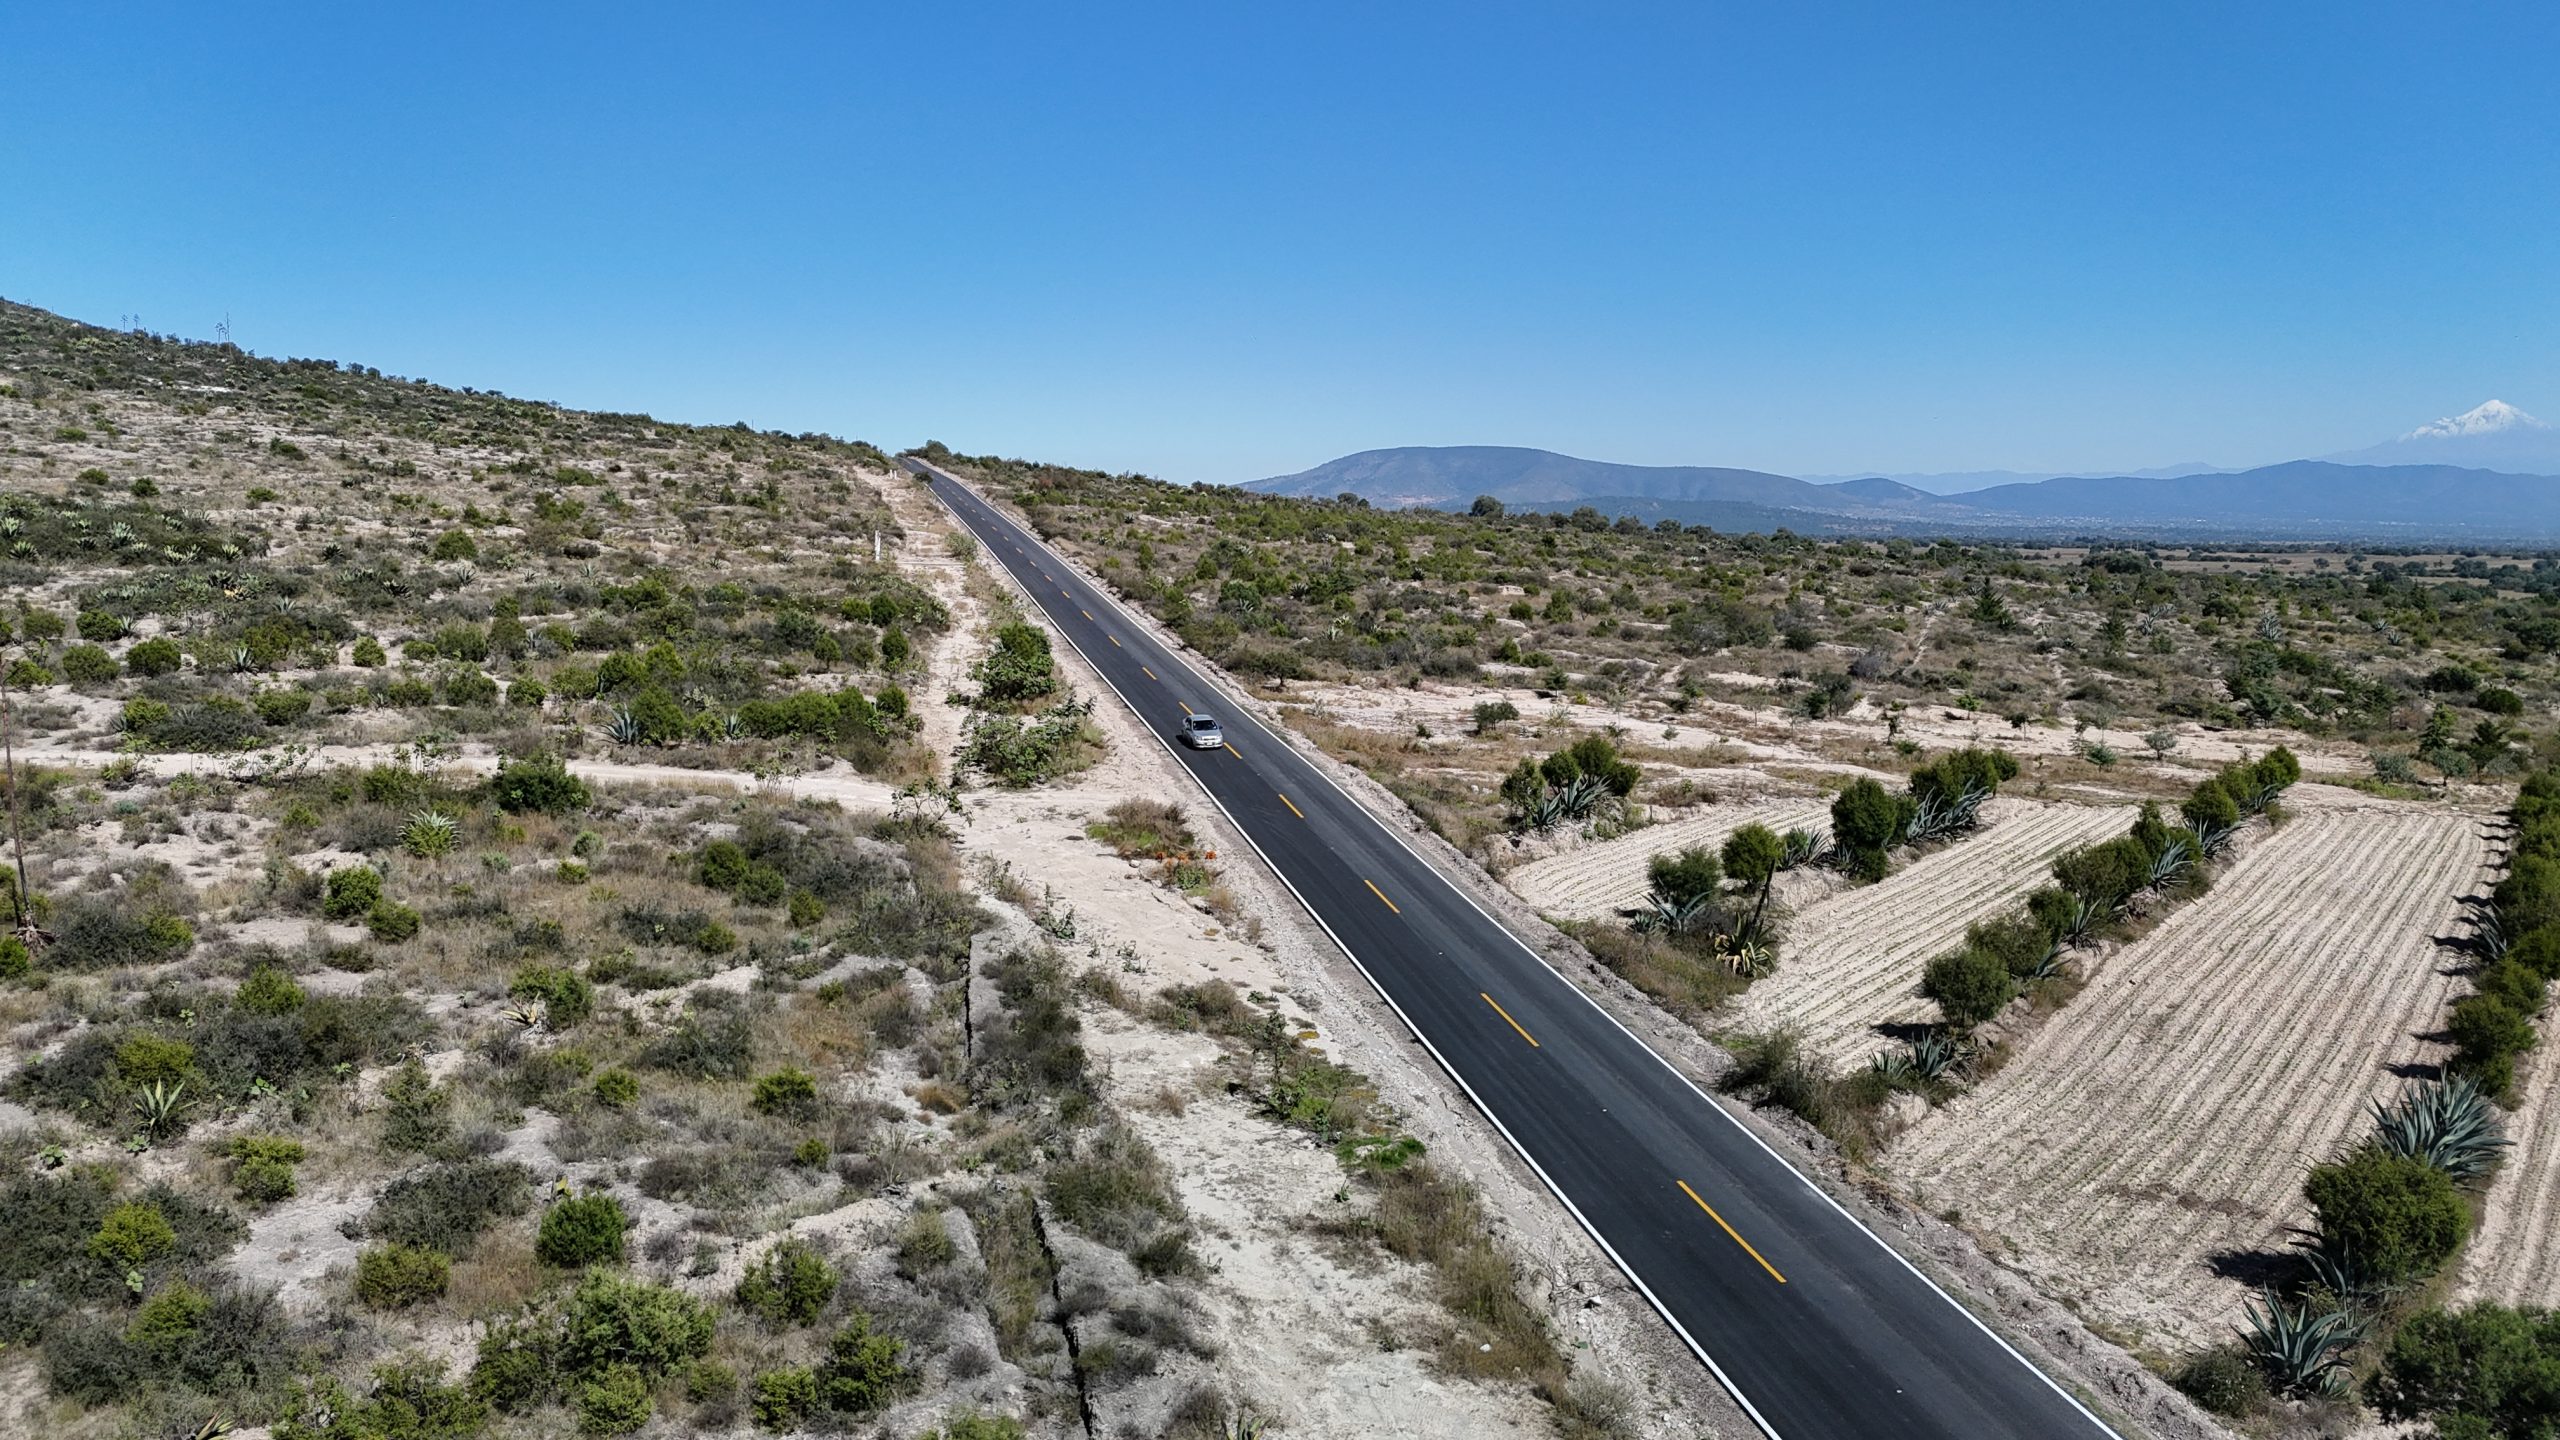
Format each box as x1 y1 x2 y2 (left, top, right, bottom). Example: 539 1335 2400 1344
1922 948 2016 1029
2303 1147 2468 1285
1645 847 1722 908
1831 778 1911 881
1722 822 1785 939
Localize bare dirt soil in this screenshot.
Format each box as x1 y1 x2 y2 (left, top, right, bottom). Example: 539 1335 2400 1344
1732 798 2140 1066
1886 803 2495 1349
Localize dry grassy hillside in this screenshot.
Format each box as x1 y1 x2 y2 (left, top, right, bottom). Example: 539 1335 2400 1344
0 303 1688 1440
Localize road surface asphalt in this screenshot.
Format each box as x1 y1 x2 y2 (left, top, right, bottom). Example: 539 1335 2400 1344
909 458 2121 1440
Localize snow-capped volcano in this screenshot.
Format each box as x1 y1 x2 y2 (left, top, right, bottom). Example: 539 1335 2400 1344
2325 399 2560 474
2403 399 2548 440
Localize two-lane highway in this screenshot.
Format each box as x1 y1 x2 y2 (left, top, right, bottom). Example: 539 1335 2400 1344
909 459 2119 1439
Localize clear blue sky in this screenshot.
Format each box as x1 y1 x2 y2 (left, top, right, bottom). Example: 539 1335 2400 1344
3 2 2553 482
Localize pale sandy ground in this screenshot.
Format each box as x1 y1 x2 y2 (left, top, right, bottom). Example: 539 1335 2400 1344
2460 1031 2560 1305
1504 797 1835 921
1283 674 2374 783
1733 797 2140 1067
1887 802 2495 1350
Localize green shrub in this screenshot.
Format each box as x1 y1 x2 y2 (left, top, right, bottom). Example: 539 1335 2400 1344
2304 1146 2469 1285
431 528 479 562
75 610 125 641
0 934 29 980
2449 991 2537 1097
367 899 422 942
578 1363 652 1434
491 752 588 813
367 1159 533 1256
557 1269 715 1378
697 839 750 891
1831 777 1912 879
125 637 182 676
1644 847 1722 908
1907 746 2018 806
59 644 116 684
787 889 826 927
538 1193 629 1267
115 1030 196 1084
592 1068 639 1108
227 1134 306 1203
752 1367 817 1430
2173 1345 2268 1417
355 1242 452 1307
922 1411 1029 1440
236 963 307 1015
381 1059 454 1153
352 635 386 667
736 1237 838 1327
686 1358 738 1403
323 865 385 919
470 1313 558 1413
1922 948 2016 1028
511 965 595 1027
89 1201 177 1270
2370 1302 2560 1435
816 1311 913 1415
751 1067 819 1115
278 1358 487 1440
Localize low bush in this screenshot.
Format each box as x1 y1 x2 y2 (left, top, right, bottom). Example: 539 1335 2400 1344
751 1066 820 1115
366 1160 534 1256
736 1238 838 1328
538 1192 629 1267
1922 947 2016 1028
355 1242 451 1307
490 751 589 814
226 1135 306 1203
510 965 595 1027
2303 1146 2469 1286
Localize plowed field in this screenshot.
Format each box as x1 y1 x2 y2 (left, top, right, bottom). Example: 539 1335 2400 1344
1888 807 2492 1346
1503 798 1833 921
1733 799 2137 1065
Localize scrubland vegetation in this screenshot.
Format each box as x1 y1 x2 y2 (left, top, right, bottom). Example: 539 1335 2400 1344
929 447 2560 789
0 303 1637 1440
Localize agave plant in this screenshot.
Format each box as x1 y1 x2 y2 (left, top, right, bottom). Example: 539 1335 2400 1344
2185 818 2237 861
2473 906 2513 963
2293 1233 2395 1310
1718 934 1775 978
1778 827 1826 871
2239 1287 2361 1398
403 809 459 859
2145 834 2197 890
501 1000 548 1032
1629 891 1715 937
2371 1073 2509 1180
605 706 646 745
1874 1028 1967 1084
131 1079 193 1143
229 643 256 673
2024 934 2072 981
721 711 747 741
2060 893 2106 945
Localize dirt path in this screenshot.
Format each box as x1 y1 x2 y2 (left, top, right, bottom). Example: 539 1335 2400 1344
1886 806 2493 1348
1733 798 2137 1066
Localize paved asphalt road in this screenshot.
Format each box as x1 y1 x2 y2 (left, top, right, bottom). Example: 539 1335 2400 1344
909 459 2120 1440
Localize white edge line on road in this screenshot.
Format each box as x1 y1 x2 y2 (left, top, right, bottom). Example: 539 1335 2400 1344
915 461 2123 1439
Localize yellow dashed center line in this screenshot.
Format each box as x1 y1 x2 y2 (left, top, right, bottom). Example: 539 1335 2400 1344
1278 793 1304 819
1363 878 1400 914
1481 992 1540 1048
1678 1181 1787 1284
1142 666 1158 681
1109 635 1121 648
1221 741 1241 760
1080 609 1092 620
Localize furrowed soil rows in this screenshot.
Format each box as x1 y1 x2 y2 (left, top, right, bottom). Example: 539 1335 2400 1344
1732 798 2137 1066
1504 798 1832 920
2459 983 2560 1306
1889 806 2491 1348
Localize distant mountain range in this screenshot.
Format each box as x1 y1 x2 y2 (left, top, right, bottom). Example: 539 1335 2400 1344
1245 403 2560 542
